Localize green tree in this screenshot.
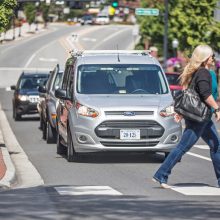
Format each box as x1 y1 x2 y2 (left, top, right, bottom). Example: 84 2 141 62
0 0 17 33
24 3 36 29
39 2 49 27
138 0 220 54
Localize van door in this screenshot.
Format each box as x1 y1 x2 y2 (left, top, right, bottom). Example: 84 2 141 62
58 64 74 143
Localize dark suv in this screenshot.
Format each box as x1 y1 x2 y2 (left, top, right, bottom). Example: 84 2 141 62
11 71 49 120
38 64 64 143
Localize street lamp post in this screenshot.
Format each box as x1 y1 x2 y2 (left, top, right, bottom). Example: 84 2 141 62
163 0 168 69
172 38 179 58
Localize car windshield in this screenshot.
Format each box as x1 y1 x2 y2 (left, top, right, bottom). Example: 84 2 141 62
166 74 180 85
77 64 169 94
19 74 49 90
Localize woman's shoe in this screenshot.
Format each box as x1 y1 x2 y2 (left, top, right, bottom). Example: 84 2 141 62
152 178 171 189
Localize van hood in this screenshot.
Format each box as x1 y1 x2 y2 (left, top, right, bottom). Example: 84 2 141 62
76 94 172 109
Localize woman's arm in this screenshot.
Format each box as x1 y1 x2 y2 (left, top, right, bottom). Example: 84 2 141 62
205 95 220 121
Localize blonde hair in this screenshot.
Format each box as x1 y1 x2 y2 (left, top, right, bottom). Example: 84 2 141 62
180 45 213 87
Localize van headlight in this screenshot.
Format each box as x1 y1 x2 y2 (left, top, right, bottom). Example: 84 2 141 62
18 95 28 101
76 102 99 118
160 105 175 117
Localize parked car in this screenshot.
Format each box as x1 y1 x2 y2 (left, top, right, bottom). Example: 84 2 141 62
38 64 64 143
95 15 110 25
11 71 49 120
55 50 182 162
80 14 94 25
165 72 183 97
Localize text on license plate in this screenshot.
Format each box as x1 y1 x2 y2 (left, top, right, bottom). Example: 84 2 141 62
120 129 140 140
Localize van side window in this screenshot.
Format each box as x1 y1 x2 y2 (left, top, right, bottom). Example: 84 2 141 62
66 66 74 99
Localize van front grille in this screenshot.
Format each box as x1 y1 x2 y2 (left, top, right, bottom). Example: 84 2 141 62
95 120 164 139
100 141 159 147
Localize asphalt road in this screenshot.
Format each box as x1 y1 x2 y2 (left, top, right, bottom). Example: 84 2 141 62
0 23 220 220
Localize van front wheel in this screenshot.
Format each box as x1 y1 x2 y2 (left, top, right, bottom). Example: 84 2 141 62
67 127 78 162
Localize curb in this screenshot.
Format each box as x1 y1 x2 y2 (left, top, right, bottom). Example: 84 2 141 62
0 112 16 188
0 103 44 188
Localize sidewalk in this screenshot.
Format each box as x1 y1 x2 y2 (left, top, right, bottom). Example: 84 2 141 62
0 22 46 44
0 23 49 188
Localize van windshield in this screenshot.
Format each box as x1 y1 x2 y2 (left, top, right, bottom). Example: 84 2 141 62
77 64 169 94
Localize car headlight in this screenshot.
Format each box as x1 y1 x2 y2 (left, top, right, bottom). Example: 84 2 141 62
160 105 175 117
18 95 28 101
76 102 99 118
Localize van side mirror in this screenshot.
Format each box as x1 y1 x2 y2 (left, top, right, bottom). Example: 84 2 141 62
55 89 68 100
38 85 46 93
10 85 16 90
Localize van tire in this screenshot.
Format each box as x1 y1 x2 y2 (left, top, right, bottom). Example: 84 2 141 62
46 121 57 144
42 120 47 140
67 127 78 162
56 125 66 155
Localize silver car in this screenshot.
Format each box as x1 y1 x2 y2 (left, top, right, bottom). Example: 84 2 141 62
55 50 182 162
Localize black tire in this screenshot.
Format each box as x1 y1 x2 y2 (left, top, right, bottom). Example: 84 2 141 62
56 125 66 155
13 106 21 121
46 120 57 144
67 127 78 162
39 114 43 130
42 120 47 140
164 152 170 159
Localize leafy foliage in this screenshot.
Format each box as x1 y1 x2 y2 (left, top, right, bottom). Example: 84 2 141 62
0 0 17 33
138 0 220 55
24 3 36 26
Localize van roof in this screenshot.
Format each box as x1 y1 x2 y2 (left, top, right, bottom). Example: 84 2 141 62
72 50 159 66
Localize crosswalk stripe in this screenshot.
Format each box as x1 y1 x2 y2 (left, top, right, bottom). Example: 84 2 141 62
187 152 211 161
171 186 220 196
193 145 209 150
54 186 122 196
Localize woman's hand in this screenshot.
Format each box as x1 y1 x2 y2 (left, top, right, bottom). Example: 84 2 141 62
174 113 183 123
215 111 220 121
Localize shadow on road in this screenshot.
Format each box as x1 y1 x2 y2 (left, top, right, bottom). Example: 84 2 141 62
57 151 166 164
0 185 219 220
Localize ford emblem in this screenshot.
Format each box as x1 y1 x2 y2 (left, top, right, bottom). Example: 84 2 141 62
123 111 135 116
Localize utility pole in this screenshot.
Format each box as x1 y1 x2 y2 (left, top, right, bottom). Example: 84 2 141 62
163 0 168 69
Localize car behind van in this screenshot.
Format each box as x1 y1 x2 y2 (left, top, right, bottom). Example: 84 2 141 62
55 50 182 162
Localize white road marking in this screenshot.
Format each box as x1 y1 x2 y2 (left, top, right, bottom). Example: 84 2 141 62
186 152 211 161
24 40 57 68
194 145 209 150
39 57 58 62
92 27 131 49
82 37 97 42
5 87 11 91
171 186 220 196
24 53 36 68
103 28 129 42
55 186 122 196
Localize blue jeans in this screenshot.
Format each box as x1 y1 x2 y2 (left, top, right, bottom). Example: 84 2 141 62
153 119 220 186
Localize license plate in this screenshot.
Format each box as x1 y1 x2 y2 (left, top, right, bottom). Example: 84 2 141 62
29 96 39 103
120 129 140 140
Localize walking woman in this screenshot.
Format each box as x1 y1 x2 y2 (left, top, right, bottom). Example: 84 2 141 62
153 45 220 188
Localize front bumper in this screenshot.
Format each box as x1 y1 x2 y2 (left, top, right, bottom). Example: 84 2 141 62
69 115 182 153
15 101 38 115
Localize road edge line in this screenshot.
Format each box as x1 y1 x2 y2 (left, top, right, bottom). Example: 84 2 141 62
0 103 44 188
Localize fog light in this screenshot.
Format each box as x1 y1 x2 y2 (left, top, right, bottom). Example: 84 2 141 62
171 135 178 142
78 135 87 143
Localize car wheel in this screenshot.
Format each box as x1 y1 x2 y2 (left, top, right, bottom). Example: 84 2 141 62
39 114 43 130
56 124 66 155
46 120 57 144
42 120 47 140
67 127 78 162
13 106 21 121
